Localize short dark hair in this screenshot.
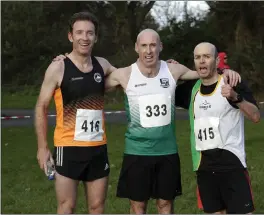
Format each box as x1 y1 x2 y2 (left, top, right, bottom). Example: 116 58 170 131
68 12 99 35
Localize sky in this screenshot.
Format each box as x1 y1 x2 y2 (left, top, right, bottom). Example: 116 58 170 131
186 1 209 10
151 1 210 26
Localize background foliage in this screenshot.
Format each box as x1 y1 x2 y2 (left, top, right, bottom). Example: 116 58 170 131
2 1 264 94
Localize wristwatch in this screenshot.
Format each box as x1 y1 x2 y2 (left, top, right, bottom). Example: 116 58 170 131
233 93 244 104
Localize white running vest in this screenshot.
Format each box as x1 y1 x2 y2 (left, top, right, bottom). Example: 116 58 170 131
193 76 246 167
124 60 177 155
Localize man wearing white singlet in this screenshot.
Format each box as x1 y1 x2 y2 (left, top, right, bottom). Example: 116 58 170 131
105 30 241 214
175 42 260 214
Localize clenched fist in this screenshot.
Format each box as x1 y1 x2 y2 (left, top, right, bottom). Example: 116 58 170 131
221 84 238 101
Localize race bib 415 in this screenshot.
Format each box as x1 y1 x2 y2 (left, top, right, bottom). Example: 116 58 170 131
194 117 223 151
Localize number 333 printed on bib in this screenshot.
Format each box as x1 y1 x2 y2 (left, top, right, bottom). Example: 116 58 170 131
194 117 224 151
138 94 171 128
74 109 104 141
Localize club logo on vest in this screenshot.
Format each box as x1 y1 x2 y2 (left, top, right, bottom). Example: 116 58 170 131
199 100 212 110
94 73 102 83
160 78 170 88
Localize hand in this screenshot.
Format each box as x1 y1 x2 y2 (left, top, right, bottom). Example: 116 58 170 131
221 84 238 101
37 147 54 176
166 59 179 64
52 53 68 62
222 69 241 87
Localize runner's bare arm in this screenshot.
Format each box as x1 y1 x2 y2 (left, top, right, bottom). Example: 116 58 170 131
221 83 260 123
96 57 117 76
105 68 126 92
35 61 63 150
52 56 117 77
168 63 241 87
236 101 260 123
167 63 199 81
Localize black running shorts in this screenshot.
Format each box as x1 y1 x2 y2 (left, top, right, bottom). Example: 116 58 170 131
53 145 110 181
117 153 182 201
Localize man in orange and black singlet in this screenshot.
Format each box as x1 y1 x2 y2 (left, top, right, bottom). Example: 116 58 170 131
35 12 116 214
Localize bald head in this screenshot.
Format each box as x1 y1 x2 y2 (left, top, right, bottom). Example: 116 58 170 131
193 42 219 80
136 29 161 44
194 42 218 58
135 28 162 68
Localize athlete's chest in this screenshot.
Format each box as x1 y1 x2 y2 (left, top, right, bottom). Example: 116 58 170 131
127 75 175 96
63 71 104 96
126 75 176 127
194 90 229 117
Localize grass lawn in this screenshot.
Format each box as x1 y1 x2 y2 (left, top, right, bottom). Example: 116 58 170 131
1 89 125 110
2 88 264 110
2 121 264 213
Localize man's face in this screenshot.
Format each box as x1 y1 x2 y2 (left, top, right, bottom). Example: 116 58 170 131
68 20 97 56
194 45 218 79
135 32 162 67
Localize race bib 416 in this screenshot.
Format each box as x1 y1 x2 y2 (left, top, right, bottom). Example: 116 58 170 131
74 109 104 141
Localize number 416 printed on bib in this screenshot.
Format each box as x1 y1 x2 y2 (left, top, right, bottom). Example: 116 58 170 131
81 120 100 133
74 109 103 142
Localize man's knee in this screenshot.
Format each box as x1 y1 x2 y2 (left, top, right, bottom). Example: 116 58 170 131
88 198 105 213
55 172 78 214
57 199 76 214
130 200 147 214
156 199 173 213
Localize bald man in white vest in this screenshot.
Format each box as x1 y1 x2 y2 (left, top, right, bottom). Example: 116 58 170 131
105 32 241 214
175 42 260 214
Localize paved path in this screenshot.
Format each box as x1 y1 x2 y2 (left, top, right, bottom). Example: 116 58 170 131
1 109 263 128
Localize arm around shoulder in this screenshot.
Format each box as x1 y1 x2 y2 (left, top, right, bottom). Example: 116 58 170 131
168 63 199 81
96 57 117 76
105 67 127 92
